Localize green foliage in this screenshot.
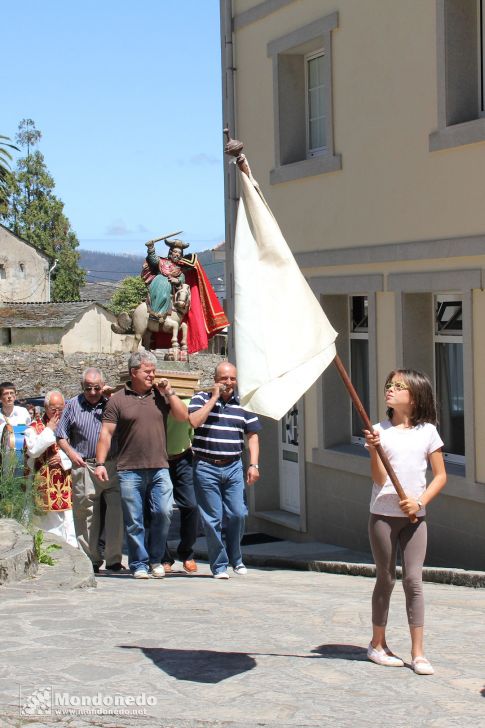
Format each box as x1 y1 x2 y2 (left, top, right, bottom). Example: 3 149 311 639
108 276 147 314
0 119 86 301
33 529 61 565
0 456 34 525
0 134 19 215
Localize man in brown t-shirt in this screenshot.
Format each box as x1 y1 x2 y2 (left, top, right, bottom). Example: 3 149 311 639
95 351 187 579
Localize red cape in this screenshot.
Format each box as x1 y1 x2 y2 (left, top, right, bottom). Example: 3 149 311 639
151 258 229 353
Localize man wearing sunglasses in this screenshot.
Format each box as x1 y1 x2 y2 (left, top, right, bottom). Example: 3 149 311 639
57 367 124 573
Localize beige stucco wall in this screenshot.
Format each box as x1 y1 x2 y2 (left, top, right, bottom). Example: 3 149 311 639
473 289 485 484
233 0 485 252
0 227 50 302
61 306 131 354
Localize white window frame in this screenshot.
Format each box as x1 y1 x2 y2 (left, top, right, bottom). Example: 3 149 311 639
433 294 465 465
480 0 485 116
305 50 326 158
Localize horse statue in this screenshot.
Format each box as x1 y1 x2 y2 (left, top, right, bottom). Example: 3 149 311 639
112 284 191 355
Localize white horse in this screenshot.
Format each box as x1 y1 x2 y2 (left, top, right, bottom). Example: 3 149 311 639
130 284 191 353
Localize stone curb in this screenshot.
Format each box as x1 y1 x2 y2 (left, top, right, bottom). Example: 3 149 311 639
0 519 96 590
193 548 485 588
36 532 97 590
0 518 37 585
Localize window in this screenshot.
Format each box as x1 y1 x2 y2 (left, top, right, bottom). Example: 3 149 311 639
434 295 464 463
306 52 326 156
349 296 370 443
267 13 341 184
430 0 485 150
18 262 25 277
0 264 5 280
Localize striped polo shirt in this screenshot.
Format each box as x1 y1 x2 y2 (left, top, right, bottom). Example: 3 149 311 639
57 394 111 459
189 391 262 457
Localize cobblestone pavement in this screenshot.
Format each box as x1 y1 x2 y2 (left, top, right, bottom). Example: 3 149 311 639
1 560 485 728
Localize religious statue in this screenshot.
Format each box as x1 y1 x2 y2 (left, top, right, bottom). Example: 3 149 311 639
143 234 188 319
112 232 229 359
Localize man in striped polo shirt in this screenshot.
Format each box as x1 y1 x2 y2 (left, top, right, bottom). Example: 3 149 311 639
189 362 261 579
57 367 124 572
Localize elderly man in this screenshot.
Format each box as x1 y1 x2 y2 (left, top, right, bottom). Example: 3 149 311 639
24 390 77 547
95 351 187 579
189 362 261 579
57 368 123 572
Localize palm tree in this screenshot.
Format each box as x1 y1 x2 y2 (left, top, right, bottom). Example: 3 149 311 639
0 134 19 213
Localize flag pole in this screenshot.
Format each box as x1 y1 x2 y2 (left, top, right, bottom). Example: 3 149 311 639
224 130 416 523
332 354 416 523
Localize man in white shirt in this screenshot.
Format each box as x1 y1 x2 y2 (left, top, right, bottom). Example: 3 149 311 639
0 381 31 437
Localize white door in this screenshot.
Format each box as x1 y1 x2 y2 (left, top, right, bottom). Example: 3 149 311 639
278 402 301 514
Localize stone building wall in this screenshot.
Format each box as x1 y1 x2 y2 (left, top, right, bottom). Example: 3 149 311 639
0 347 226 400
0 226 50 303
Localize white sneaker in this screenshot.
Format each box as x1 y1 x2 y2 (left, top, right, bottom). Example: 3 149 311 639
367 642 404 667
133 569 150 579
214 571 229 579
150 564 165 578
233 564 248 575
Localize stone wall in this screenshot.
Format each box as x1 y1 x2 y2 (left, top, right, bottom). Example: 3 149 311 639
0 347 226 399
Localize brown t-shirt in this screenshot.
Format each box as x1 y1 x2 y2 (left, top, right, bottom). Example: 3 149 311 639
102 384 169 470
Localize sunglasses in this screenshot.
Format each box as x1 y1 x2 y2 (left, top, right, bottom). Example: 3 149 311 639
385 381 409 391
84 386 102 392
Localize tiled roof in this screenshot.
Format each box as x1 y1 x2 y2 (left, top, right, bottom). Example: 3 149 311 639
80 281 120 306
0 301 99 328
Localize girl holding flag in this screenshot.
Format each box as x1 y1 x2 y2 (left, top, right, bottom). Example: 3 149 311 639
363 369 446 675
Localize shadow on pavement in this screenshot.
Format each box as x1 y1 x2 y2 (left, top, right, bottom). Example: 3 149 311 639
311 644 368 660
120 643 369 683
120 646 257 682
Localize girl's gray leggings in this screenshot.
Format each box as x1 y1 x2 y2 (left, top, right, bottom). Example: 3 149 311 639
368 514 427 628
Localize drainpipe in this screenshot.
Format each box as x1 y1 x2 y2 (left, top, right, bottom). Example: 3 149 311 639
220 0 237 358
47 259 58 301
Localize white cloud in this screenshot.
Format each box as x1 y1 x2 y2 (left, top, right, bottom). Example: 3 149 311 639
189 153 221 166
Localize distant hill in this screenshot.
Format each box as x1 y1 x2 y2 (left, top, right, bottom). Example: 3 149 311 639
79 243 226 303
79 250 145 283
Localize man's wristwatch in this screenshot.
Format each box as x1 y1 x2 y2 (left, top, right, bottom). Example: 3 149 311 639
417 499 424 509
95 462 105 467
248 464 259 470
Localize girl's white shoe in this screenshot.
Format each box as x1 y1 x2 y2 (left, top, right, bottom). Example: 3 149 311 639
367 642 404 667
411 656 434 675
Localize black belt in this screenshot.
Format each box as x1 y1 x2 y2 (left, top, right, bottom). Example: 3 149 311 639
168 448 192 463
194 454 241 467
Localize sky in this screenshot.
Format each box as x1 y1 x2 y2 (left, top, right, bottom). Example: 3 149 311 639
1 0 225 256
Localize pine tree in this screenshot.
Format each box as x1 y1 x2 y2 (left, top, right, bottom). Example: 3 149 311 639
0 134 18 215
1 119 85 301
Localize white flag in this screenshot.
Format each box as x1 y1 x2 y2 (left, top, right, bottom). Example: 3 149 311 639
234 169 337 420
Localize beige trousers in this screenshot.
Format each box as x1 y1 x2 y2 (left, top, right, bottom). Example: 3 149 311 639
71 460 124 566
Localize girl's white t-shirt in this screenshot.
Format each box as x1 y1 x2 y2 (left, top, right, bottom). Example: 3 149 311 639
368 420 444 517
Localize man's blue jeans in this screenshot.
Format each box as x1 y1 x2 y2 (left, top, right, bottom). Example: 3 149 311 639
163 451 199 564
118 468 173 573
193 458 247 575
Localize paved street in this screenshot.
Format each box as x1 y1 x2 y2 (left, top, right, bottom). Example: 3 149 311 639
1 556 485 728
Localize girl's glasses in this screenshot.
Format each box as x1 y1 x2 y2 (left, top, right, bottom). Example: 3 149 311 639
385 381 408 391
